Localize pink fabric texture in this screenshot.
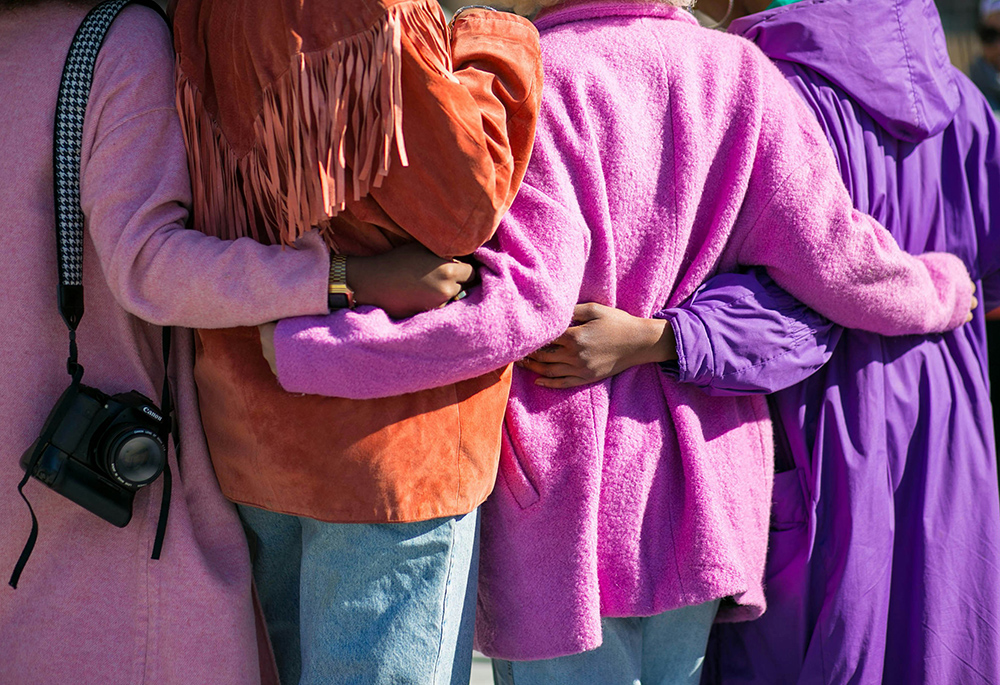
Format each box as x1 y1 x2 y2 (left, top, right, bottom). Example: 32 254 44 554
273 1 972 661
0 6 329 683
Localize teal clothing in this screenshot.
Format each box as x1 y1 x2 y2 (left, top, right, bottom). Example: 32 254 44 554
766 0 806 8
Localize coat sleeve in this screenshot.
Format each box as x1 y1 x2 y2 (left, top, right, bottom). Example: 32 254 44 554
658 268 840 396
345 9 543 258
81 8 330 329
732 48 973 335
272 181 589 399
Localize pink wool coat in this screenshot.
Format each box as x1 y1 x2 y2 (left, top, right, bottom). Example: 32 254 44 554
272 1 972 661
0 6 329 683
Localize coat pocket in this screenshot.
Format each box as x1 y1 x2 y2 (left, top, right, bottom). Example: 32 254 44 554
499 423 540 509
770 467 807 532
767 467 809 584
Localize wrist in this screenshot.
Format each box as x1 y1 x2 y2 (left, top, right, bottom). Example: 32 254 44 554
630 317 677 366
343 255 373 307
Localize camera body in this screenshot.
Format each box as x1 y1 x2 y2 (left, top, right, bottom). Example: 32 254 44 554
21 383 168 527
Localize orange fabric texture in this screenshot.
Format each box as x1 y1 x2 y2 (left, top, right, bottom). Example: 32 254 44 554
194 328 512 522
173 0 541 522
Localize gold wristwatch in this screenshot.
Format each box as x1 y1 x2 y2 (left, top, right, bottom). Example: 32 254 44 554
328 254 355 310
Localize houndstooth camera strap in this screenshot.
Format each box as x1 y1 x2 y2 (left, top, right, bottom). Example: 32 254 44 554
53 0 134 332
12 0 174 590
12 0 176 588
53 0 177 562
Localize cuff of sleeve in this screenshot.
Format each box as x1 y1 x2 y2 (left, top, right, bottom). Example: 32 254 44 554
653 308 711 385
293 231 335 317
274 316 325 395
918 252 975 332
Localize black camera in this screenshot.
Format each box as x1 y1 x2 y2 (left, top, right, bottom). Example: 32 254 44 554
20 383 168 528
7 1 178 591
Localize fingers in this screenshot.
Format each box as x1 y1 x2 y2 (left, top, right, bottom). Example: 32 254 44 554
258 322 279 377
448 260 476 284
572 302 609 323
527 325 585 359
518 357 580 379
518 358 595 388
965 295 979 323
433 261 475 306
526 343 570 364
535 375 594 389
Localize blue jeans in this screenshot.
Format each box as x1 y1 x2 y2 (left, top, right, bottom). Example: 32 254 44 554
491 599 720 685
238 505 480 685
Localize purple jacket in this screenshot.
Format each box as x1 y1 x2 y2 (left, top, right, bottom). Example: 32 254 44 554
273 2 974 660
655 1 1000 683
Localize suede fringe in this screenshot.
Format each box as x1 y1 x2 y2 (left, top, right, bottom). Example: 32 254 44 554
176 1 452 244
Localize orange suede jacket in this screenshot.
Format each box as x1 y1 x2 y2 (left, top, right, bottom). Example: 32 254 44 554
173 0 542 522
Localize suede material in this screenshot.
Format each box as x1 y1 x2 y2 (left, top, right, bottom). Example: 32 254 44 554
174 1 542 256
174 1 541 522
195 326 511 522
175 0 425 156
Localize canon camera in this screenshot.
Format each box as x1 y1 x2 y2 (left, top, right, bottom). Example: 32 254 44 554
20 383 168 527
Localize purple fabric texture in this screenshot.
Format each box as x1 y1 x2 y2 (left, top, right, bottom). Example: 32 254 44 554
679 1 1000 683
658 268 839 396
275 1 974 661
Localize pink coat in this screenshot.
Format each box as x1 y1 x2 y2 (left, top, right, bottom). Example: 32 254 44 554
273 2 972 661
0 6 329 683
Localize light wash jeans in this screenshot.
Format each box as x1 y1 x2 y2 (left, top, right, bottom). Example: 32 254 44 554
491 599 720 685
238 505 480 685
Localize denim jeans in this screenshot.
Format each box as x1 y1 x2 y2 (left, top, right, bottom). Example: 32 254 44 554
238 505 480 685
491 599 720 685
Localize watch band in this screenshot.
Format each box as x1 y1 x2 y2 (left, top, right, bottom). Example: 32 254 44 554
328 254 354 310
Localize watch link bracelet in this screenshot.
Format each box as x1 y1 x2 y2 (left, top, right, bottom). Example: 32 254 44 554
328 254 355 310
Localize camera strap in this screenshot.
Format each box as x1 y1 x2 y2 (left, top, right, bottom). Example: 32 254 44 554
10 0 173 589
151 325 177 561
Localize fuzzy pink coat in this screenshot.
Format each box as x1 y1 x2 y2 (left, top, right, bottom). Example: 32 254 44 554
273 1 972 661
0 6 329 683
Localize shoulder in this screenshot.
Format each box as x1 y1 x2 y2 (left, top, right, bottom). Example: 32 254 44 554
91 5 175 108
97 5 173 80
84 6 177 153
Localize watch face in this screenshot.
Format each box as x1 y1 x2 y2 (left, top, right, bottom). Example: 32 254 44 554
328 292 352 310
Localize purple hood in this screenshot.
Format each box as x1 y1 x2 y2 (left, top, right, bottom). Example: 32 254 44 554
730 0 960 142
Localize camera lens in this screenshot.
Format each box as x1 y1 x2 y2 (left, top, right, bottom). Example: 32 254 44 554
102 428 166 487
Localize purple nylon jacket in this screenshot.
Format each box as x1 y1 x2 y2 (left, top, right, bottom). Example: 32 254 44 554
659 1 1000 683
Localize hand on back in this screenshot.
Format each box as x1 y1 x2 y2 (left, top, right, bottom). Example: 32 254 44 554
259 242 476 377
520 303 677 389
348 243 475 320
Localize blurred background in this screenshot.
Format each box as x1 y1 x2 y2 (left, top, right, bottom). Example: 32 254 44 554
434 0 993 76
938 0 989 74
